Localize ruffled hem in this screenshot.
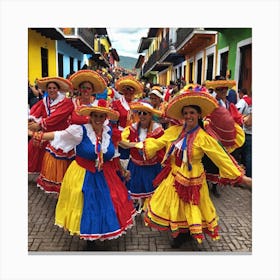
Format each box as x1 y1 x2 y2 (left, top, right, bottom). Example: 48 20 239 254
55 210 136 241
144 211 220 244
129 191 154 199
37 176 61 193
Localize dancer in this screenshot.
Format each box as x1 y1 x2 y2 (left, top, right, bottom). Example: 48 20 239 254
131 88 252 247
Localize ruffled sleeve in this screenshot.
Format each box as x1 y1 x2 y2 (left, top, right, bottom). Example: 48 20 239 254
143 125 182 160
121 125 131 142
226 123 245 153
50 124 83 153
198 130 243 184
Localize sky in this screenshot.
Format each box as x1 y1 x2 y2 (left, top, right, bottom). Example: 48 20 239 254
107 28 149 58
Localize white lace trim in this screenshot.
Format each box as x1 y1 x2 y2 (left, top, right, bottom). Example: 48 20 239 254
83 123 111 154
51 123 111 153
119 96 130 111
49 92 65 106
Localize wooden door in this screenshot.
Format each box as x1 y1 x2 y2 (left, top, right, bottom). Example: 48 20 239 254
238 44 252 93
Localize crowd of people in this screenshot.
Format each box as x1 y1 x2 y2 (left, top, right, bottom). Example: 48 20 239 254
28 68 252 250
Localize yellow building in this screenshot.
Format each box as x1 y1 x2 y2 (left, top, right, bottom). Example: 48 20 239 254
28 29 57 85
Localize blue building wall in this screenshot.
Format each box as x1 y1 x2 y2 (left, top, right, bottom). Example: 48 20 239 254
57 41 88 77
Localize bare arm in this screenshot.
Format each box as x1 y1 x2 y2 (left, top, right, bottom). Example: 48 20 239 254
118 140 138 149
28 129 55 141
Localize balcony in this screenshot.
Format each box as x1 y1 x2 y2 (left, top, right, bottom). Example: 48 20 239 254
60 28 95 54
31 28 65 40
175 28 194 49
176 29 217 58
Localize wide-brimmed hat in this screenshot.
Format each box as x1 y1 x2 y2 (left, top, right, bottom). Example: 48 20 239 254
130 100 162 117
149 88 164 100
205 80 236 90
166 88 219 119
115 75 144 97
69 70 107 94
37 77 73 92
78 99 119 121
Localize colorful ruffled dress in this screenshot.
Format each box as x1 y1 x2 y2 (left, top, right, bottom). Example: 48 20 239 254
54 123 136 240
111 96 133 160
28 93 75 193
142 124 244 243
121 122 164 199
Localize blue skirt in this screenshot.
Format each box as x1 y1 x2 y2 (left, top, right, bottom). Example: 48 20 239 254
126 160 162 199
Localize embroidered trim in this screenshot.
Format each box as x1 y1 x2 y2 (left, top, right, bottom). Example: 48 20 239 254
173 172 205 204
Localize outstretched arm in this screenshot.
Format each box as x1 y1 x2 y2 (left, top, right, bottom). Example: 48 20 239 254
28 129 55 141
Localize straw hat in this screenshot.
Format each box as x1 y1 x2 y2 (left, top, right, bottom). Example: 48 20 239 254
130 100 162 117
149 88 164 100
205 80 236 90
37 77 73 93
78 99 119 121
166 88 219 119
115 75 144 97
69 70 107 94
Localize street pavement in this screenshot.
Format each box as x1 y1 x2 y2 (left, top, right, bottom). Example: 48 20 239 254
28 175 252 253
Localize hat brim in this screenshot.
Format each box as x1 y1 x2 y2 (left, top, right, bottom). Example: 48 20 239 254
149 90 164 100
37 77 73 92
205 80 236 89
69 70 107 94
166 91 218 119
78 106 119 121
115 76 144 97
130 102 162 117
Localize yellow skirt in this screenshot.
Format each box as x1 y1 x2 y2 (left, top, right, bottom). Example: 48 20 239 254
55 161 85 235
144 172 219 243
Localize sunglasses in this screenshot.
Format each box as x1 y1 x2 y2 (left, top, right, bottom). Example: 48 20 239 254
138 111 149 116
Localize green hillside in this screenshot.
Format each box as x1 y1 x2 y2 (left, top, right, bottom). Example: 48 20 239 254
118 55 137 70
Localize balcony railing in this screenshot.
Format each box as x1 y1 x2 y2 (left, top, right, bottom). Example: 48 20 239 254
158 31 170 59
175 28 194 48
60 28 95 49
143 50 160 73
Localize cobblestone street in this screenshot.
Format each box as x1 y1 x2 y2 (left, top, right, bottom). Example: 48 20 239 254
28 176 252 253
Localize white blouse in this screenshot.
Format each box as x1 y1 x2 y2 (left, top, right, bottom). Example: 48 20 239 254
50 123 111 154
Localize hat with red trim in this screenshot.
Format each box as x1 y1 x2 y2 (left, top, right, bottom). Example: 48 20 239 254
37 77 73 92
78 99 119 121
69 70 107 94
130 100 162 117
115 75 144 97
166 87 219 119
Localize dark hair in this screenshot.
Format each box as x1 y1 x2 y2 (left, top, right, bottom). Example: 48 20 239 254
214 75 226 81
240 88 248 95
181 105 202 115
46 81 60 89
181 105 204 129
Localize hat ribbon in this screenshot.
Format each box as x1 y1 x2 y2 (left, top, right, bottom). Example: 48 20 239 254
181 125 199 171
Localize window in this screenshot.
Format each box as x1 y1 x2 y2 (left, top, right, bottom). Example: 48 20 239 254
70 57 74 73
78 60 81 70
196 58 202 85
58 53 64 77
41 47 48 77
188 62 193 83
206 54 214 80
220 51 228 77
